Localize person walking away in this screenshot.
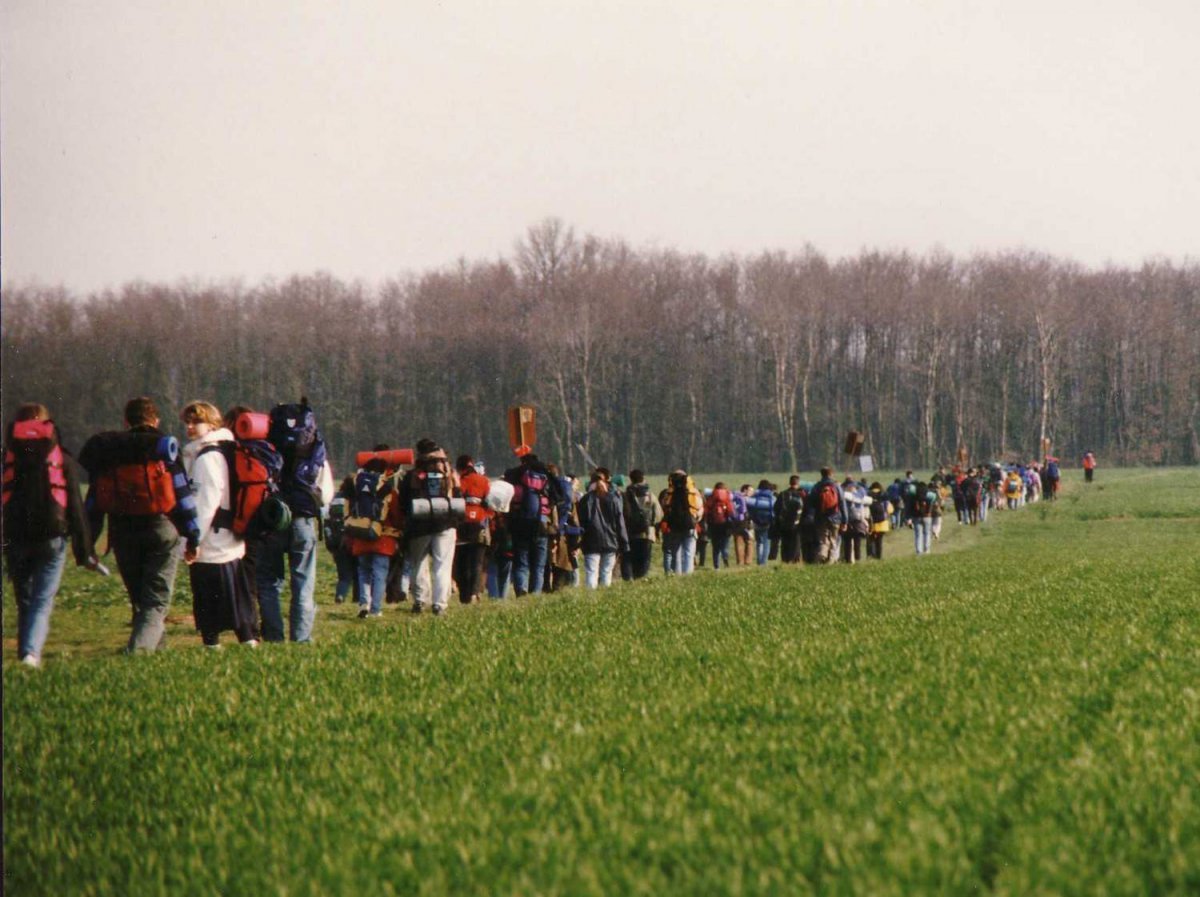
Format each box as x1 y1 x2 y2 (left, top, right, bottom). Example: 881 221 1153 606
704 482 735 570
774 476 806 564
731 485 752 566
325 474 357 604
454 455 492 604
1043 456 1061 500
344 453 403 618
841 478 870 563
577 468 629 589
660 469 702 575
400 439 461 615
621 469 662 580
257 398 333 643
930 483 945 541
1082 451 1097 483
3 403 102 667
80 396 201 653
179 401 259 648
503 451 559 596
803 468 846 565
748 480 776 566
911 483 935 555
865 482 890 559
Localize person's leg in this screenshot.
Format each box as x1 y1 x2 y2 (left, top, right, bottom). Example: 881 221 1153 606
255 527 288 642
429 529 457 612
355 554 372 614
598 552 617 587
529 535 549 594
620 550 633 582
128 521 182 652
406 535 433 610
287 517 318 642
11 538 67 664
369 554 390 614
662 533 678 574
632 539 653 579
510 531 532 595
333 548 355 603
583 553 600 589
680 533 696 574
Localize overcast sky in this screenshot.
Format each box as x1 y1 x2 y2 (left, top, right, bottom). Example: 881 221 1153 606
2 0 1197 293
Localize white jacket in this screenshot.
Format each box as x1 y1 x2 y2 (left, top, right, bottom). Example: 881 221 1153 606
182 428 245 564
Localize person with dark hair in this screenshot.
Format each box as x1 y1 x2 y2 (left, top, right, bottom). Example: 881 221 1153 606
454 454 491 605
3 403 101 667
703 482 735 570
621 468 662 580
774 476 806 564
747 479 776 566
502 451 561 596
576 469 629 589
803 467 846 565
399 438 460 615
79 396 202 652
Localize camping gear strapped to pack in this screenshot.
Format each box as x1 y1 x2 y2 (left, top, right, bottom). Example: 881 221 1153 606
199 412 289 537
510 467 552 528
2 419 70 541
81 430 180 517
267 400 327 517
748 490 775 527
408 465 466 525
344 468 396 541
459 472 492 526
664 473 701 533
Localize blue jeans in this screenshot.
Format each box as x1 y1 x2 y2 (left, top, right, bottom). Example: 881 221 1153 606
511 530 548 594
662 531 696 575
356 553 390 614
488 553 512 598
256 516 318 642
6 537 68 663
754 525 771 565
979 493 990 523
913 517 932 555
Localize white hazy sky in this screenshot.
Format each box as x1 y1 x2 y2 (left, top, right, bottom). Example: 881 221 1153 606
2 0 1198 293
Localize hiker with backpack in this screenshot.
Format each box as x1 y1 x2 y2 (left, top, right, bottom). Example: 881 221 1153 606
1082 451 1097 483
911 482 936 555
257 399 334 643
774 476 807 564
1043 457 1061 500
547 462 581 591
803 468 846 565
343 449 405 618
576 468 629 589
503 451 560 596
660 469 703 575
325 474 357 604
80 396 202 653
400 439 462 615
179 401 260 648
454 455 492 605
3 403 102 668
621 469 663 580
704 482 736 570
747 480 776 566
732 485 753 566
865 482 890 559
841 478 870 564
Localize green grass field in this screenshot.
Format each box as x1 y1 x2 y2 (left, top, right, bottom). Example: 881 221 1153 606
4 469 1199 895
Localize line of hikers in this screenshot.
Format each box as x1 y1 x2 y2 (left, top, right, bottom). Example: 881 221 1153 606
3 395 1090 666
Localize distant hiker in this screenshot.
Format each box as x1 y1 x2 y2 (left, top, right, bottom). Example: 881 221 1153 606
179 401 259 648
887 479 904 530
547 462 580 591
748 479 776 566
865 482 890 560
1004 470 1023 510
704 482 735 570
660 469 703 575
80 396 201 653
930 482 945 541
3 403 101 667
400 439 461 615
344 449 404 618
774 476 806 564
1082 451 1097 483
325 474 357 604
911 482 935 555
731 485 752 566
621 469 662 580
577 468 629 589
503 451 559 596
803 468 846 565
1042 456 1061 500
257 398 333 643
961 468 984 526
841 478 870 564
454 454 492 604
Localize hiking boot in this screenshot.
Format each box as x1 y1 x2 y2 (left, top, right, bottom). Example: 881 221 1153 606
432 605 445 617
411 603 424 615
357 608 369 620
369 611 383 618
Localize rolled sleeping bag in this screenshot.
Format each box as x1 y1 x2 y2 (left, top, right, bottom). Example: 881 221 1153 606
408 496 466 522
257 495 293 532
234 412 271 441
356 448 415 469
486 478 515 513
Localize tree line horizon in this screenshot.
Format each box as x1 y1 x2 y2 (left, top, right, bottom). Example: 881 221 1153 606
3 220 1198 477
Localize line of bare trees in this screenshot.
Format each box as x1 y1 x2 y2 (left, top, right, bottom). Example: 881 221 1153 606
4 220 1198 476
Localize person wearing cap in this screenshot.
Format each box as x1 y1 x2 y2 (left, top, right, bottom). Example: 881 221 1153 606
399 439 460 615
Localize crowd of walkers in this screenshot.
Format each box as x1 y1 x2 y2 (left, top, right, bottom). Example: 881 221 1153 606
3 396 1094 666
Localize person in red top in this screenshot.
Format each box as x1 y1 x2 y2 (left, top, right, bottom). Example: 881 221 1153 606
454 455 492 604
1082 451 1097 483
345 455 404 619
704 482 736 570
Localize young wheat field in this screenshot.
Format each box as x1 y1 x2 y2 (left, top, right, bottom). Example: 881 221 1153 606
4 468 1199 895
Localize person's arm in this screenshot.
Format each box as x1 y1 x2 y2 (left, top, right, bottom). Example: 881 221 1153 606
63 455 97 567
167 457 201 552
614 494 629 553
187 448 227 555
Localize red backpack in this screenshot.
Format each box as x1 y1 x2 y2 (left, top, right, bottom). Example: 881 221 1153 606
2 419 70 540
93 462 175 516
706 489 732 525
201 414 285 537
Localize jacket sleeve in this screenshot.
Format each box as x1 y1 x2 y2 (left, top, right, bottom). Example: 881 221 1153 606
167 457 202 550
189 448 229 549
614 495 629 552
64 454 95 565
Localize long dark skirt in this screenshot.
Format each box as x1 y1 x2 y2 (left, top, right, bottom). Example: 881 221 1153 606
190 559 258 645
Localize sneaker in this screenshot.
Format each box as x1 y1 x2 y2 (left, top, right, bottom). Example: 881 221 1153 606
243 639 259 648
19 654 40 668
334 597 345 604
204 643 223 651
369 611 383 618
411 603 424 615
357 607 369 619
432 605 445 617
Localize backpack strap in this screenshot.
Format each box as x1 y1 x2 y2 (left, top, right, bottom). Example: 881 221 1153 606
197 442 237 531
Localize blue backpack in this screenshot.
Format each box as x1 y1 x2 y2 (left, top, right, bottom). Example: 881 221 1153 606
267 400 326 517
749 489 775 526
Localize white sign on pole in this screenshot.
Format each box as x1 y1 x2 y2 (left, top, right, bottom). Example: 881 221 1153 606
858 455 875 473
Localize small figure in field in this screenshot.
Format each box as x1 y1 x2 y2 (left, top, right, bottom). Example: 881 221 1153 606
910 483 935 555
747 480 776 566
577 468 629 589
804 467 847 565
731 485 753 566
865 482 890 560
3 402 102 667
621 469 663 581
1082 451 1097 483
841 478 870 563
774 476 806 564
703 482 735 570
659 469 703 575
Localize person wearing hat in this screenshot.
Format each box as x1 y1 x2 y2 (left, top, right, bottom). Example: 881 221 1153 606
399 438 460 615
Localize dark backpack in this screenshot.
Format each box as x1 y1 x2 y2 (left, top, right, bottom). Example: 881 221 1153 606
513 468 551 524
268 402 326 515
779 489 805 528
1047 461 1060 480
665 475 697 532
869 497 888 524
344 469 393 541
625 484 653 534
82 431 179 517
2 419 70 541
198 438 286 537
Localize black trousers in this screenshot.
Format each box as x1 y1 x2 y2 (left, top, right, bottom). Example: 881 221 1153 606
189 559 257 645
453 542 486 603
627 539 653 579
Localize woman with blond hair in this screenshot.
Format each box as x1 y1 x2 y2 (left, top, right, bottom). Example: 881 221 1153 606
180 401 258 648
